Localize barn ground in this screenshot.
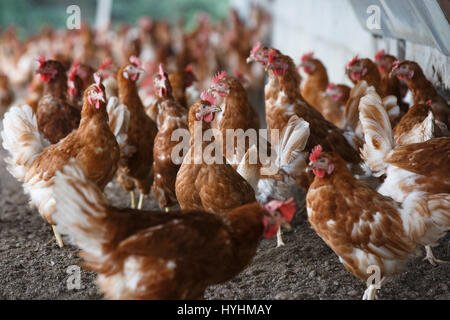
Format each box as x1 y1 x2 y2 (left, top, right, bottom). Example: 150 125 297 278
0 147 449 300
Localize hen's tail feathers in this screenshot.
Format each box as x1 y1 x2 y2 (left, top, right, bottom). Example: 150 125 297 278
237 144 260 191
237 116 310 202
401 192 450 246
52 159 110 260
382 95 401 124
359 90 394 177
107 97 134 159
276 115 310 176
343 80 368 133
395 111 435 146
1 105 49 181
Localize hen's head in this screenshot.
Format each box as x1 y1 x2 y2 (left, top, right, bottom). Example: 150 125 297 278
189 92 221 125
346 56 377 83
121 56 145 82
35 57 65 83
209 71 230 97
153 63 171 97
299 52 318 75
325 83 350 103
85 73 106 110
247 41 270 65
262 198 296 238
266 48 289 77
183 65 197 88
374 50 397 75
389 60 419 81
307 145 335 179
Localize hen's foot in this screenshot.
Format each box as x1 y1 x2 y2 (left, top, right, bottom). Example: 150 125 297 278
423 246 448 266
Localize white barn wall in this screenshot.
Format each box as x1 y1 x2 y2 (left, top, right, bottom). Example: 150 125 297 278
231 0 450 93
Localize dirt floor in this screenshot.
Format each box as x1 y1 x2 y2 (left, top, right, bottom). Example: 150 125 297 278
0 143 449 300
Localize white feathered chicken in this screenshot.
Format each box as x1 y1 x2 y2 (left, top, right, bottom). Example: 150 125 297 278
237 115 310 246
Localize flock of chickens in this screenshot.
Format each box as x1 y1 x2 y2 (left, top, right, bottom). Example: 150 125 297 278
0 6 449 300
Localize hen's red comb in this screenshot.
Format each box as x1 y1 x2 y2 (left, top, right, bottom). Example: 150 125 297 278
280 198 296 222
309 145 323 162
392 60 400 71
212 71 227 84
37 56 46 69
301 52 314 63
264 198 296 222
200 90 217 105
130 55 142 67
250 41 262 56
347 55 359 68
99 59 113 71
268 48 277 63
93 72 103 93
68 61 80 81
158 63 167 80
426 100 432 107
375 49 385 61
185 65 194 73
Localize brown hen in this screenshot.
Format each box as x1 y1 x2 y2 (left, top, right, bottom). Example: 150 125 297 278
52 161 294 299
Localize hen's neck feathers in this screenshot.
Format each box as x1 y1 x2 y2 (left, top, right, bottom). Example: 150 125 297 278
117 73 144 112
222 202 265 269
303 61 329 92
44 74 68 99
271 57 302 103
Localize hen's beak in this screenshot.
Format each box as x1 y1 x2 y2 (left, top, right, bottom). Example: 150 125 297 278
135 67 145 74
205 105 222 113
305 162 314 172
389 69 397 79
91 92 105 102
246 56 254 64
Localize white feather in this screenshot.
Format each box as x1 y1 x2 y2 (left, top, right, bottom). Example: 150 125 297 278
1 104 49 182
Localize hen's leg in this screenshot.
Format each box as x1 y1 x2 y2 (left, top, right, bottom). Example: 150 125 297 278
52 225 64 248
423 246 448 266
130 191 136 209
276 227 285 247
137 194 145 210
